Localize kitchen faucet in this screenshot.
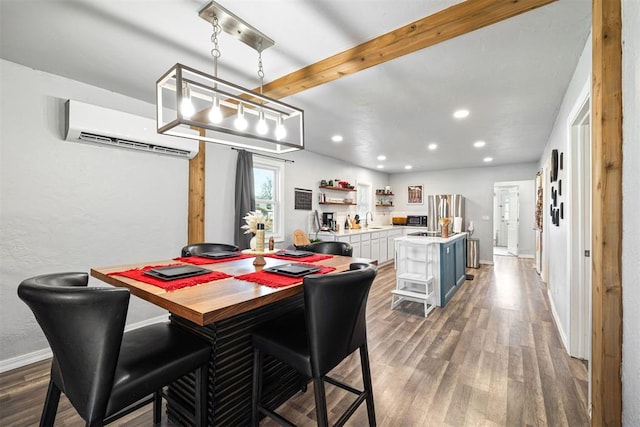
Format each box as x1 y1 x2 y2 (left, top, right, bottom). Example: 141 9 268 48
365 211 374 228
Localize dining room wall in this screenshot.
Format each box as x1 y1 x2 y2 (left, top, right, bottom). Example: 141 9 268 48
0 60 188 363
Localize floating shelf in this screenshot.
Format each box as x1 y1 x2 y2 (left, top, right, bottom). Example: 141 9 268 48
376 204 394 207
319 186 356 192
319 202 357 206
376 192 394 196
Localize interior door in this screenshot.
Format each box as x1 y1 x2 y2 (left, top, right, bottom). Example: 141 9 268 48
507 187 519 255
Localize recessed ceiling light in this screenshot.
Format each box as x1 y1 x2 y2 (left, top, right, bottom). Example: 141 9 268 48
483 157 493 162
405 165 412 170
428 143 438 150
453 109 470 119
377 155 386 161
474 141 486 148
331 135 343 142
377 164 384 169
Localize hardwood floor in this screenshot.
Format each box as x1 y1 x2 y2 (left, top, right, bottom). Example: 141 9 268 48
0 257 588 426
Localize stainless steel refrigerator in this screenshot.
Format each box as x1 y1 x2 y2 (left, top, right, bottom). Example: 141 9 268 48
426 194 465 234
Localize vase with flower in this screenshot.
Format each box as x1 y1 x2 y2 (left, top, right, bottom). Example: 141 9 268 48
241 211 271 250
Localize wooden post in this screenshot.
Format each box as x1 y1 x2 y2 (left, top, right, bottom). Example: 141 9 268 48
188 134 206 244
591 0 623 424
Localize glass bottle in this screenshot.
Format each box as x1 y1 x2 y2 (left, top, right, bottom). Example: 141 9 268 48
256 223 265 252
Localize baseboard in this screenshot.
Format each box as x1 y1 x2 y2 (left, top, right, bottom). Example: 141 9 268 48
546 289 570 352
479 259 494 265
518 254 534 259
0 314 169 374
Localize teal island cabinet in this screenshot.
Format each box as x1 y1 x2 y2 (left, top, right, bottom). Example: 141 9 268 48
392 233 467 316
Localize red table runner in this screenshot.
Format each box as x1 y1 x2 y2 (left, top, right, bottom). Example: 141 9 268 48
234 264 336 288
107 264 232 291
265 253 334 262
174 253 254 265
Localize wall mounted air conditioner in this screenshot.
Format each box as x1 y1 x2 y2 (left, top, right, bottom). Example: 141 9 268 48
64 100 199 159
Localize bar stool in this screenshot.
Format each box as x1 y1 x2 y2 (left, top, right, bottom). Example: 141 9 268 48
296 241 353 256
18 272 211 426
251 264 377 426
181 242 240 256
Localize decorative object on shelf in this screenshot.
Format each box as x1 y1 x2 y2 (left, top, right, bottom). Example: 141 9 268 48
408 184 423 205
294 187 312 210
156 1 304 154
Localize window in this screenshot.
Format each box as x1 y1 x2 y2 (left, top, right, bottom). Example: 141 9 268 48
356 182 372 219
253 157 284 241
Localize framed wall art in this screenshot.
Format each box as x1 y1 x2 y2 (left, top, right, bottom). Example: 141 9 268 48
407 185 423 205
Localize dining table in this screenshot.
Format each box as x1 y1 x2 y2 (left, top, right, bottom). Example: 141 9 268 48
91 252 375 426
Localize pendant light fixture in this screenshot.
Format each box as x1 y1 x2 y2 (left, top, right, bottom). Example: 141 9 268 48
156 1 304 154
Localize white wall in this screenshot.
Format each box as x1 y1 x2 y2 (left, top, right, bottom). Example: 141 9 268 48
537 35 592 351
202 145 391 248
390 163 538 263
622 0 640 423
0 60 187 361
0 59 391 365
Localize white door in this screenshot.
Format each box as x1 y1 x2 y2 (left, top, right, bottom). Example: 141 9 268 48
507 187 519 255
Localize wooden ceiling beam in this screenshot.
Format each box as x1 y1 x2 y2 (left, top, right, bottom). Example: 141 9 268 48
261 0 557 99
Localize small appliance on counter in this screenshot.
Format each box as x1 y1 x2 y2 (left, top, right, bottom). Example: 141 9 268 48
392 217 407 225
406 215 428 226
322 212 337 231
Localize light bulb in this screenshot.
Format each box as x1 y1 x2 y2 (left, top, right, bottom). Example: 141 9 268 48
256 110 268 135
180 84 194 119
275 116 287 141
208 96 223 124
234 103 248 131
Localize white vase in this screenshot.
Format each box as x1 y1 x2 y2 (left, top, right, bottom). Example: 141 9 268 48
249 235 257 250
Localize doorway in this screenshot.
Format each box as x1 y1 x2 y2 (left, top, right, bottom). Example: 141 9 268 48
569 93 591 402
493 185 519 256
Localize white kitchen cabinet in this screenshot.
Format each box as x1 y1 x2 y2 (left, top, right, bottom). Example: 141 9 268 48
387 229 403 265
378 231 388 263
370 232 380 264
359 233 370 259
349 234 361 258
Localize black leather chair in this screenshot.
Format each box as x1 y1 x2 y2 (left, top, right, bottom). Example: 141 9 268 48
181 242 240 257
18 272 211 427
251 263 377 426
296 241 353 256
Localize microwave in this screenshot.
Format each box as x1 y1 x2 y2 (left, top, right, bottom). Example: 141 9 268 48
406 215 427 226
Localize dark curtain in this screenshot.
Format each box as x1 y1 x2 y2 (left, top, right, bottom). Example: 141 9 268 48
234 150 255 249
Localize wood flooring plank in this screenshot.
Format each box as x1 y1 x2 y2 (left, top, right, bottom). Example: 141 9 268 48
0 258 590 426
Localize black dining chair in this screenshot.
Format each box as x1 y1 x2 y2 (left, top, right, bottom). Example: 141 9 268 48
251 263 377 426
18 272 211 427
181 242 240 257
296 241 353 256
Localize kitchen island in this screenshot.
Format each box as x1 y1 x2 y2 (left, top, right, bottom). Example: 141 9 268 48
392 233 467 315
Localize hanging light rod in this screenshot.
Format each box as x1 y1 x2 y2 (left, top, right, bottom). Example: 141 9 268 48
198 1 274 52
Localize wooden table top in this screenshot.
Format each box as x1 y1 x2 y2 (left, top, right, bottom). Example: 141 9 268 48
91 255 373 326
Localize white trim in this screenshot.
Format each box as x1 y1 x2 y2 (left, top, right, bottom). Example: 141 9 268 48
479 259 494 265
0 314 169 374
518 254 534 259
547 289 570 352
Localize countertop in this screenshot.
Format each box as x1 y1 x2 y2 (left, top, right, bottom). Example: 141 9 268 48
317 225 417 237
395 232 467 244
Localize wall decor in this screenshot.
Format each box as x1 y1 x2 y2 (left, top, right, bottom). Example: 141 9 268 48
407 185 423 204
551 149 559 182
560 202 564 219
560 152 564 170
294 188 312 210
558 179 562 196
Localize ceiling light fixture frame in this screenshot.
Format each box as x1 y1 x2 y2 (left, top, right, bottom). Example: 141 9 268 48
156 1 304 154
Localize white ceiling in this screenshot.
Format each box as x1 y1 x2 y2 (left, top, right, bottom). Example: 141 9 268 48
0 0 591 173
